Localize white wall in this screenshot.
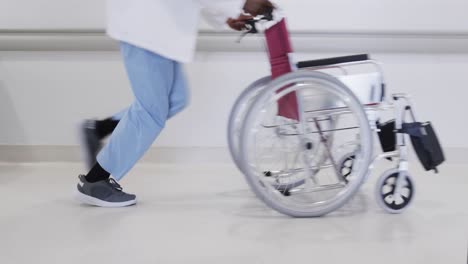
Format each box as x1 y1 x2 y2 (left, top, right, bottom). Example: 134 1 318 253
2 0 468 32
1 50 468 149
0 0 106 30
1 0 468 150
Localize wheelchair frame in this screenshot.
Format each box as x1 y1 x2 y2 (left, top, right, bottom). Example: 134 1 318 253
229 15 424 216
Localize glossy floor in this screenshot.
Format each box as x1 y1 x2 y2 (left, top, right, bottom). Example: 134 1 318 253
0 162 466 264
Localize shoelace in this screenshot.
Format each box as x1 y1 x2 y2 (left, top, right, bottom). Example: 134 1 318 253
107 178 123 191
84 120 96 130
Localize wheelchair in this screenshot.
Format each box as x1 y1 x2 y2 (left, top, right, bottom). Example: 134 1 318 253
228 13 444 217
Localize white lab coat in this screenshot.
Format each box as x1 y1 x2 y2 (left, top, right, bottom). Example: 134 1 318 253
106 0 244 63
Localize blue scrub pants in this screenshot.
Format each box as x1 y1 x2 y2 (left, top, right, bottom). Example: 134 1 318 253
97 42 189 180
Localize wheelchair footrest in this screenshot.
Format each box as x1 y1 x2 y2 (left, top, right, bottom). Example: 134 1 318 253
402 122 445 173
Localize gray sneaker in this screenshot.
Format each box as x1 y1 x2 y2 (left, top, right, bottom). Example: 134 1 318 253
79 120 102 169
75 175 137 207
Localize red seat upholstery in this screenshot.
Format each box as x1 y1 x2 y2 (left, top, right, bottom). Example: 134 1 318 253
265 19 299 121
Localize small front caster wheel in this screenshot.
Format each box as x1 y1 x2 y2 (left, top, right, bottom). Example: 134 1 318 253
375 168 415 214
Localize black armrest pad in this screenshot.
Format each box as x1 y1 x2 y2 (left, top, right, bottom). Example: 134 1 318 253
297 54 370 68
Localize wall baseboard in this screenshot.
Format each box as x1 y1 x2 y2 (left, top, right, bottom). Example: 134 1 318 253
0 145 465 165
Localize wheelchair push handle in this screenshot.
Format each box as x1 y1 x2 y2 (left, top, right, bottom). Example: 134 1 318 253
237 6 275 42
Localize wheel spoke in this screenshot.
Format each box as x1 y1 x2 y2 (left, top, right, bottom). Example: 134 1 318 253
401 193 411 204
383 191 394 200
